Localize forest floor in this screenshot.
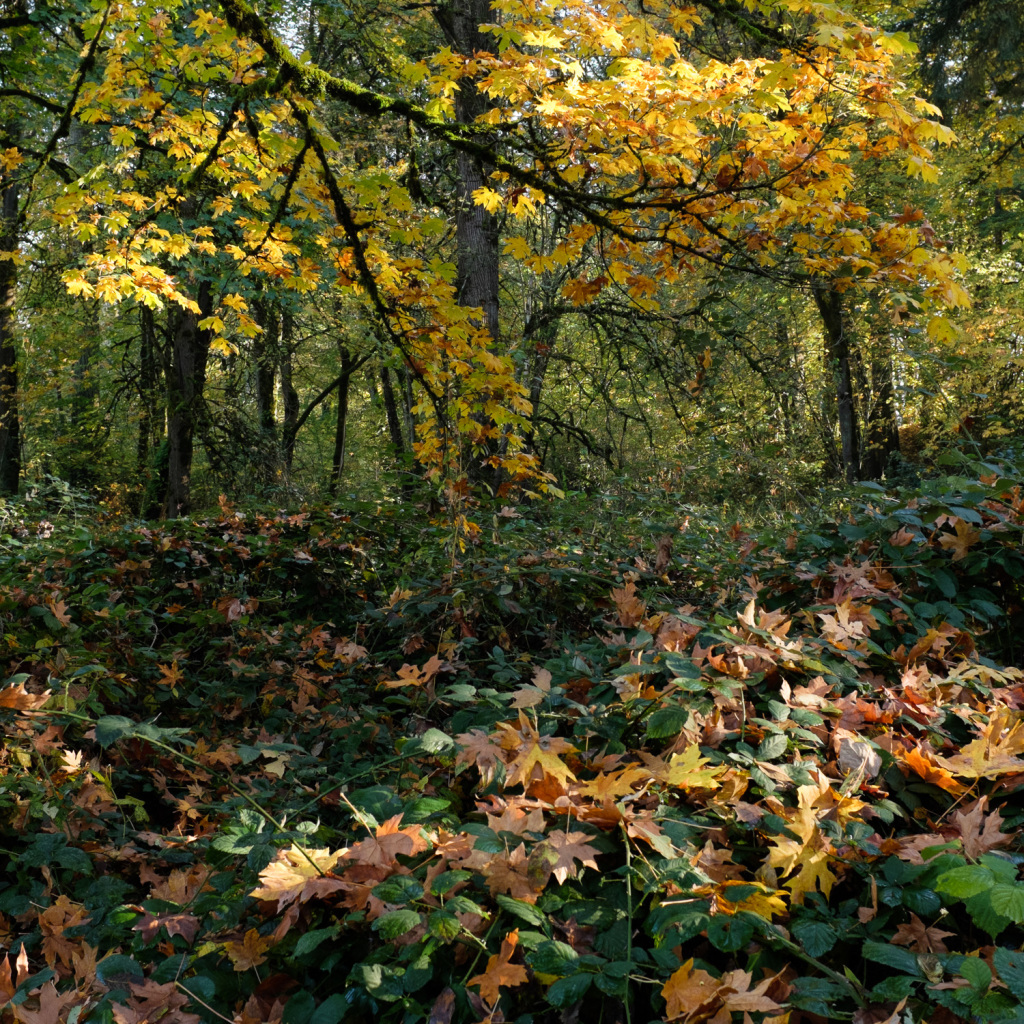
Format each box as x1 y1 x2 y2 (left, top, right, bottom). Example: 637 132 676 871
0 468 1023 1024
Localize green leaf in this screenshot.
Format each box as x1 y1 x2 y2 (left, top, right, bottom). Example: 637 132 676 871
310 993 347 1024
372 908 421 939
293 925 341 957
372 876 424 904
93 715 189 748
965 890 1013 939
756 732 788 760
431 870 472 895
791 920 836 958
547 973 592 1008
445 895 487 916
707 915 753 952
936 865 995 899
95 954 144 986
93 716 136 748
529 940 579 976
646 707 690 740
428 910 461 940
993 947 1024 1001
414 728 454 754
495 894 547 926
282 990 315 1024
348 963 405 1002
861 941 922 976
871 975 916 1002
989 883 1024 923
789 977 847 1016
959 956 992 990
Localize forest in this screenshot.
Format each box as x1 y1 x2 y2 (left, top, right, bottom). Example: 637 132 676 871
0 0 1023 1022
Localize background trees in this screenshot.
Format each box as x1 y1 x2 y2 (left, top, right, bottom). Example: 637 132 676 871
0 0 1015 513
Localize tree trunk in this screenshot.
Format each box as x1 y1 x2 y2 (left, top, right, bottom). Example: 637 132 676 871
164 281 213 517
329 353 354 495
0 169 21 496
813 281 859 483
861 346 900 479
280 311 299 470
435 0 501 342
435 0 501 484
380 364 405 456
523 315 555 453
252 298 278 436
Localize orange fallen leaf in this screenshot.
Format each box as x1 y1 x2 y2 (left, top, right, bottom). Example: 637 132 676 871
468 929 528 1005
224 928 274 971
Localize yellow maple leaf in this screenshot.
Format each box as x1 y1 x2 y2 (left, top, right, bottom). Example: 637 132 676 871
935 708 1024 779
937 517 981 561
498 712 577 788
649 744 725 791
250 846 347 910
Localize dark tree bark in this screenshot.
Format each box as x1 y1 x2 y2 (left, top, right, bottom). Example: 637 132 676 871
329 344 358 494
813 280 859 483
251 298 278 436
164 281 213 516
435 0 501 485
861 346 900 479
0 167 21 496
137 307 163 462
434 0 501 343
380 364 406 458
280 310 299 470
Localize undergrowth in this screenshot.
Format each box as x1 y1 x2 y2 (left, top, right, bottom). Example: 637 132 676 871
0 465 1023 1024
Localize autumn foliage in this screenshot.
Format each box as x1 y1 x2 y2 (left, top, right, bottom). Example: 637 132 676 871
0 463 1020 1023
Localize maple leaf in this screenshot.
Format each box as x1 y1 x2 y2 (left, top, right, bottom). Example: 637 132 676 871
250 845 347 909
767 833 838 903
71 944 98 986
381 654 445 689
132 911 200 945
215 595 256 622
142 864 214 904
478 844 543 901
111 979 200 1024
890 912 954 953
717 967 786 1015
39 895 89 969
952 797 1013 860
937 517 981 561
644 744 726 791
456 728 506 784
935 708 1024 780
661 959 723 1021
610 580 646 627
0 681 50 712
541 830 600 884
898 744 969 796
46 597 72 627
510 666 552 709
720 882 788 921
11 981 80 1024
577 766 650 801
468 930 529 1005
692 840 745 883
347 815 429 867
498 713 576 788
224 928 274 971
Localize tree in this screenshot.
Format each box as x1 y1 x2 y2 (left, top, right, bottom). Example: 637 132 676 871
0 0 971 510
